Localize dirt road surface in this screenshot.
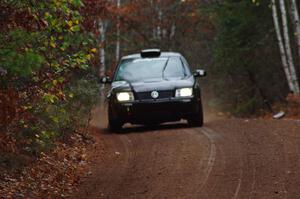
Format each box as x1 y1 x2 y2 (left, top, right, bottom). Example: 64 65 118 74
73 106 300 199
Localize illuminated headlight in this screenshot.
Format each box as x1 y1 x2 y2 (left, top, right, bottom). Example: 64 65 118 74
175 88 193 97
116 92 134 102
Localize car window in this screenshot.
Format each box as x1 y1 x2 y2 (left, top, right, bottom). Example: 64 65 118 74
181 57 190 69
163 57 185 79
115 57 186 82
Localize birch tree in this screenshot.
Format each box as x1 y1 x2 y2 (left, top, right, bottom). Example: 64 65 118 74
279 0 300 93
116 0 121 61
289 0 300 93
290 0 300 60
157 4 162 41
98 18 108 105
98 19 108 78
151 0 162 41
271 0 295 92
169 22 176 50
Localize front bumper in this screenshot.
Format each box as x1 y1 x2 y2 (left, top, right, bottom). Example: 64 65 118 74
109 97 201 124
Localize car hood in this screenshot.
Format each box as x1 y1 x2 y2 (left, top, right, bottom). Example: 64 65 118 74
111 76 195 93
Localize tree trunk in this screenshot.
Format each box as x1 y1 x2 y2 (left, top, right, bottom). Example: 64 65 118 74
279 0 300 93
116 0 121 62
290 0 300 58
98 19 108 106
99 19 107 77
271 0 295 92
168 22 176 51
157 9 162 41
170 22 176 40
289 0 300 93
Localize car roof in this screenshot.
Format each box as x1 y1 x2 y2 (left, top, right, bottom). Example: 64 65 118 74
121 52 182 60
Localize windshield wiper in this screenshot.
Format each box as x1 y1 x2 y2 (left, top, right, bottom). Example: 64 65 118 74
162 58 170 80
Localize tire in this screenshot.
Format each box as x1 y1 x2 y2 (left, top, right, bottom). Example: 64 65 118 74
187 105 203 127
108 108 123 132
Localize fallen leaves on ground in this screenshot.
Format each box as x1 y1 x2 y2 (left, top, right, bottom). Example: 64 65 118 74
0 133 95 198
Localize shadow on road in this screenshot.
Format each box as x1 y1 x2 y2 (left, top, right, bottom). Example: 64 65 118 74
90 103 203 135
118 122 190 134
97 122 190 135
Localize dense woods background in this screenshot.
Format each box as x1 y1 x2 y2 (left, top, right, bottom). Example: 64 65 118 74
1 0 300 196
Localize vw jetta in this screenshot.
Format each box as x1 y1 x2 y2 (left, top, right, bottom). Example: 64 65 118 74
100 49 206 131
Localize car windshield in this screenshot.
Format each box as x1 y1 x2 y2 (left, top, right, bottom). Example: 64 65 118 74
114 57 187 82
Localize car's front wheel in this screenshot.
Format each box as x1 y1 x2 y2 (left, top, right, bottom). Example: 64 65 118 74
108 108 123 132
187 105 203 127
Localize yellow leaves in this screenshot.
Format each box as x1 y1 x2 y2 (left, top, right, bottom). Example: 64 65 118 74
70 25 80 32
44 12 50 18
83 49 97 60
51 116 59 123
51 62 60 70
76 58 82 64
43 93 58 104
87 49 97 60
50 36 56 48
54 0 62 7
49 98 55 104
86 54 92 60
90 48 97 53
67 20 73 27
52 79 58 86
57 77 65 83
68 93 74 98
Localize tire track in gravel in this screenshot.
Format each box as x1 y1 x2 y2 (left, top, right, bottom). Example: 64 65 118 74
72 107 300 199
194 127 217 193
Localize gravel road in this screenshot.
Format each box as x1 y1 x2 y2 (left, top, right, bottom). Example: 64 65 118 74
73 106 300 199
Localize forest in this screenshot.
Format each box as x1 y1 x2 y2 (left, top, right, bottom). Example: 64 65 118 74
1 0 300 197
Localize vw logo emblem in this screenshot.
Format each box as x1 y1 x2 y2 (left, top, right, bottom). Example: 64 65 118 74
151 91 159 99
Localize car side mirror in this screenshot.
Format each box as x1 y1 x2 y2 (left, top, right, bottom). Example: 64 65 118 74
99 76 112 84
193 69 206 77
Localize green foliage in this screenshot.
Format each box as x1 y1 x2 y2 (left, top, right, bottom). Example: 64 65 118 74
0 29 44 77
1 0 98 153
28 73 99 152
1 0 94 78
65 74 99 127
211 0 286 115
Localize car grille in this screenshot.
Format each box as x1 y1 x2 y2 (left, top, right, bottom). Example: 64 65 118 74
136 90 174 100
